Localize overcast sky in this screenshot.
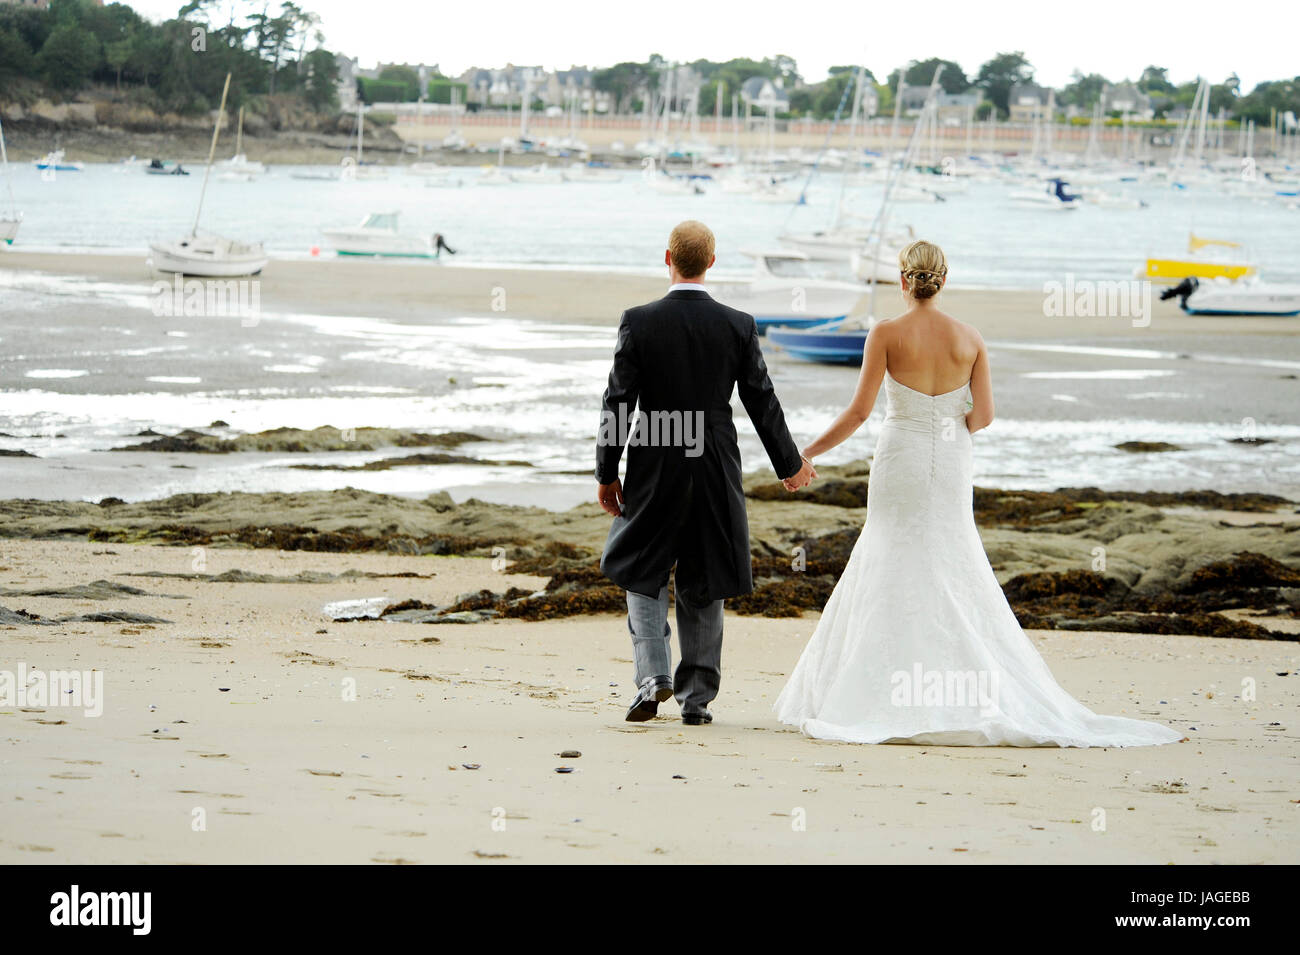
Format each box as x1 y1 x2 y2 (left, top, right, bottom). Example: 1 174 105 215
130 0 1289 91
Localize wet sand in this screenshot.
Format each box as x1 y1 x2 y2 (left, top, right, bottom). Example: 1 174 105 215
4 249 1300 336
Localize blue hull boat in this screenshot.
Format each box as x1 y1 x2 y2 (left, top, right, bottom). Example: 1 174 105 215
767 320 868 364
754 314 848 335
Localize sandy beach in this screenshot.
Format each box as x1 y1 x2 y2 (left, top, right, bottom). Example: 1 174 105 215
1 537 1295 865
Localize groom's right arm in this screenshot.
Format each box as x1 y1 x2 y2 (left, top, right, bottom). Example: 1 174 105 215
595 311 639 486
737 317 802 482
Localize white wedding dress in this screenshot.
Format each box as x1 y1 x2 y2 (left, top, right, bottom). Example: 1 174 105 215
774 370 1183 747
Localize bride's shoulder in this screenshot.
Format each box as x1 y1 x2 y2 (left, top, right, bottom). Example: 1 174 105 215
947 314 985 344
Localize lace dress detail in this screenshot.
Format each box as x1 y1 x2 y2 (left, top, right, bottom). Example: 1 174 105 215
773 371 1183 747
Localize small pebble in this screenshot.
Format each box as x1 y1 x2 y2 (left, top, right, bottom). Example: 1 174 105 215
462 763 481 770
558 749 581 759
555 767 574 774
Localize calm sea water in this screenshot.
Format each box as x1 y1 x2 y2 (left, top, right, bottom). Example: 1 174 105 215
4 161 1299 286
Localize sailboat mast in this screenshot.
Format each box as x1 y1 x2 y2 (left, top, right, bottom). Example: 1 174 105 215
192 72 231 236
0 113 17 216
866 67 943 325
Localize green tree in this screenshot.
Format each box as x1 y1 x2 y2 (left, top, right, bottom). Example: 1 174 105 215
1137 66 1175 96
902 58 968 93
302 46 338 111
975 51 1033 118
1060 71 1108 109
594 61 655 113
1235 77 1300 125
37 21 101 91
104 37 132 89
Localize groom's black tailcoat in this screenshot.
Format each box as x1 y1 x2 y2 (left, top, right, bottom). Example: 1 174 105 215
596 289 802 603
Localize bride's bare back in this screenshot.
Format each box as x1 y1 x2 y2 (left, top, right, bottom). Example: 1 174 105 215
880 305 980 397
798 241 996 465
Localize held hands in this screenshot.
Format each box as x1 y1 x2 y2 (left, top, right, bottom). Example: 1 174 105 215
597 479 625 516
783 455 818 492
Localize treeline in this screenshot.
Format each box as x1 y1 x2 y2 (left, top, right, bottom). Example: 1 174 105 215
0 0 340 115
591 53 1297 126
876 55 1296 126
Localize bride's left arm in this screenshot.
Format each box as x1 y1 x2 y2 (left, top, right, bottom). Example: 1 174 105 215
800 324 887 460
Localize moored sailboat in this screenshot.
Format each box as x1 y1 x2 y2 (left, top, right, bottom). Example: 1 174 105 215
147 74 268 277
0 112 21 245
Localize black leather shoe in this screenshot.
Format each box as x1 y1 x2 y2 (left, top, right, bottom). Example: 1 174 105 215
625 678 673 722
682 710 712 725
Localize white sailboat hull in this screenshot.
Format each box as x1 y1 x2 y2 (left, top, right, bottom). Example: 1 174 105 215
217 155 265 175
0 217 19 245
149 235 268 276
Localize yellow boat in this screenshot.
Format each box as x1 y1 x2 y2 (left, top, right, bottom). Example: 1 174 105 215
1143 233 1257 283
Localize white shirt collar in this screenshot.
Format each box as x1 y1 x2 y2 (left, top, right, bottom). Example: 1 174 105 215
669 282 708 292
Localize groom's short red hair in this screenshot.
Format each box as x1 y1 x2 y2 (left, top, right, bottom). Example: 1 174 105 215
669 220 715 279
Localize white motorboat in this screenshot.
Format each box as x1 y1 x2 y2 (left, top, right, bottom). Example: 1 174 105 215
147 73 267 277
1160 276 1300 316
1009 177 1082 209
322 211 435 258
149 234 268 276
561 162 621 183
713 250 866 333
0 112 20 245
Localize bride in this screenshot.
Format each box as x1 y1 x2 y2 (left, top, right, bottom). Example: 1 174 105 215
774 240 1183 747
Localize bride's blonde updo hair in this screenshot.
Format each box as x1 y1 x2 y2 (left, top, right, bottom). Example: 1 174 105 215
899 240 948 300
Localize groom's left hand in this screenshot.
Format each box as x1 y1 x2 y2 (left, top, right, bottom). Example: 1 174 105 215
782 458 817 491
597 479 625 516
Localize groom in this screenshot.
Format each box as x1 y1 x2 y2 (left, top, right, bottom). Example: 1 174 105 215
596 220 816 725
